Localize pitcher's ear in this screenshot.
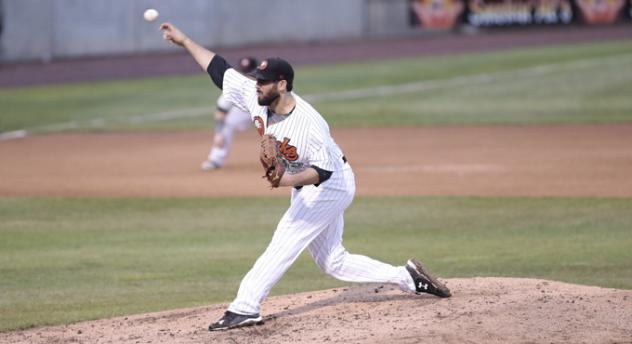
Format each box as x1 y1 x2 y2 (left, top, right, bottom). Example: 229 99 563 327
277 80 288 92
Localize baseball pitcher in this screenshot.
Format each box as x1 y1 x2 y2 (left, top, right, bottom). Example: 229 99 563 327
161 22 451 331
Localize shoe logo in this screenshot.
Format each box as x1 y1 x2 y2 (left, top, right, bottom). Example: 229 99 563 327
418 281 429 290
218 320 224 325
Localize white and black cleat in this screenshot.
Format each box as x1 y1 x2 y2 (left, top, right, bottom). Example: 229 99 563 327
406 258 451 298
201 159 222 171
208 311 263 331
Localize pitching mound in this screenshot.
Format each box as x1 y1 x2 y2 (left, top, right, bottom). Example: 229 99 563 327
4 277 631 343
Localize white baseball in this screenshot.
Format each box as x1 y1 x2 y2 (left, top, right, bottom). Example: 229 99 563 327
143 8 159 22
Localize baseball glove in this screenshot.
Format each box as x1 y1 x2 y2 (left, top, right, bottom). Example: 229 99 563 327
259 134 286 188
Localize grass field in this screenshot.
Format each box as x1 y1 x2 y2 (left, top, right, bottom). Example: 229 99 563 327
1 40 632 133
1 39 632 332
1 197 631 331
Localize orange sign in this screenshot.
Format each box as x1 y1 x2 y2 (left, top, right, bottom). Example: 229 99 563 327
411 0 464 29
576 0 626 23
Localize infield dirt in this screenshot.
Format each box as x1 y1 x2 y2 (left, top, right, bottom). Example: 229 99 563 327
1 125 632 198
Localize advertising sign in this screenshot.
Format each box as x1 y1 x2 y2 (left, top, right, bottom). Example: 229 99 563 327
410 0 465 29
575 0 626 24
466 0 573 26
410 0 632 27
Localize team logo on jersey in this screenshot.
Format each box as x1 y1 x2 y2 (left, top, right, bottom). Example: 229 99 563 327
279 137 298 161
253 116 265 136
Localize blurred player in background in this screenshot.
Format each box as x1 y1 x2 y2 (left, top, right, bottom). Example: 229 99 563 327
201 57 258 170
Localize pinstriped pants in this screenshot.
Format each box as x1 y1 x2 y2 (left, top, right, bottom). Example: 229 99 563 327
228 165 414 315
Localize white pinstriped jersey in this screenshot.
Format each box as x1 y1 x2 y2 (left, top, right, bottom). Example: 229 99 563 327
222 68 346 175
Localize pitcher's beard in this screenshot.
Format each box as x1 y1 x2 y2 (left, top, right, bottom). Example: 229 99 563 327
258 93 280 106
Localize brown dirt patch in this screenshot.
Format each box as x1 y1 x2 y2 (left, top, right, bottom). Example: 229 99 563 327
2 278 631 344
1 125 632 197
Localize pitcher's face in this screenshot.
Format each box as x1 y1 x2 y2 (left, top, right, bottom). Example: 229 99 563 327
256 80 280 106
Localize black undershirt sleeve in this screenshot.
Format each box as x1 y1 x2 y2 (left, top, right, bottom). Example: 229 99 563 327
293 166 333 190
206 55 232 89
311 165 333 186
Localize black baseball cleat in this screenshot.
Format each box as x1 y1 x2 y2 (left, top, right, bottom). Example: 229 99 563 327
208 311 263 331
406 258 452 298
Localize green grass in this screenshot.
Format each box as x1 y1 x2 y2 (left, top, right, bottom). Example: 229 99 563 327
2 40 632 132
0 76 220 132
1 196 631 331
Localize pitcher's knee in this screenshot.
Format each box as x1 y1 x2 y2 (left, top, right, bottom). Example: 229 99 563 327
318 248 347 277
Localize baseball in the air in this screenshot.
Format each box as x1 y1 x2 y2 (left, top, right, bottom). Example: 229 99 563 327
143 8 159 22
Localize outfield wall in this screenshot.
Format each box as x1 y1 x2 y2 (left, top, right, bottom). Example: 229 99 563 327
0 0 410 63
0 0 629 63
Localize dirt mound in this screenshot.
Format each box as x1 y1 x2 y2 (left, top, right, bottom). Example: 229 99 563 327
3 277 630 344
